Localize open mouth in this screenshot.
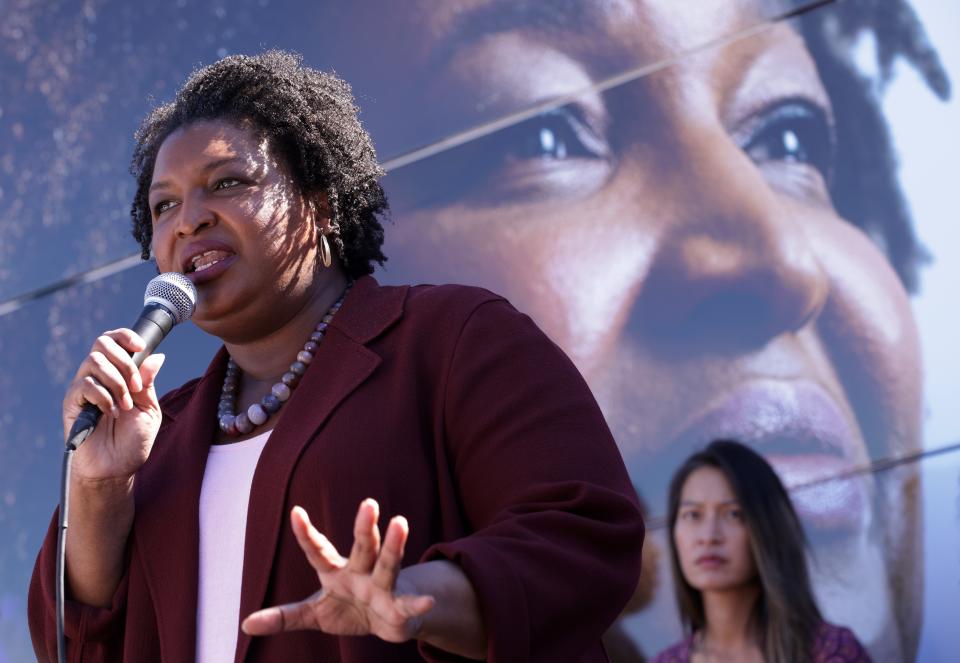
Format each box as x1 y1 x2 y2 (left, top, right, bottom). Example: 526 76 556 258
670 380 871 533
178 243 238 285
185 249 233 274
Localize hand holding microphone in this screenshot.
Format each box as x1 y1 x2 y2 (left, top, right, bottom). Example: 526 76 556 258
62 273 197 482
54 273 196 649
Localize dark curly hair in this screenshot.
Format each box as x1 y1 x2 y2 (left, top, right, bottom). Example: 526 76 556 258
130 49 388 278
794 0 951 293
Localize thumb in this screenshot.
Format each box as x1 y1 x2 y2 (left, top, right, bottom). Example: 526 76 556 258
242 599 316 635
139 353 166 392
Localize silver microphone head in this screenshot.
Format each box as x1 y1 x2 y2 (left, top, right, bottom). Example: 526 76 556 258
143 273 198 324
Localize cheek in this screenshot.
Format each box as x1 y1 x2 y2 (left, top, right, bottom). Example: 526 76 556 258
672 527 696 572
808 220 922 456
150 223 174 271
391 191 654 370
389 205 575 339
712 521 757 585
250 200 315 263
731 529 757 577
389 206 507 280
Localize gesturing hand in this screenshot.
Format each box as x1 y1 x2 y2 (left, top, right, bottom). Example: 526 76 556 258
241 499 435 643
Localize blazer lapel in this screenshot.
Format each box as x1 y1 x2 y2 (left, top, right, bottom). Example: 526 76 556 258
234 276 406 662
134 347 228 662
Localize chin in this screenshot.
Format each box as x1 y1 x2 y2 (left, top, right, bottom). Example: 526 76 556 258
687 575 751 594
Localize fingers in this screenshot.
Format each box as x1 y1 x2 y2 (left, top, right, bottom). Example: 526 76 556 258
371 516 409 591
290 506 346 573
271 504 430 642
93 330 146 393
347 498 381 574
71 330 148 416
241 596 319 635
87 351 135 412
75 375 121 419
104 328 148 354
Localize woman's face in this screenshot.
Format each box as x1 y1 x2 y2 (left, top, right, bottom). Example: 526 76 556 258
149 120 324 343
332 0 922 658
674 467 757 594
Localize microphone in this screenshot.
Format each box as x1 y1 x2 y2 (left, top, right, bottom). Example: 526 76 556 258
65 272 198 450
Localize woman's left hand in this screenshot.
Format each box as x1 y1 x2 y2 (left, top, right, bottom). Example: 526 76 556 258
241 499 435 642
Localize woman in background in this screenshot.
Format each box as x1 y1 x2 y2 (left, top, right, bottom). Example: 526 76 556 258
652 440 870 662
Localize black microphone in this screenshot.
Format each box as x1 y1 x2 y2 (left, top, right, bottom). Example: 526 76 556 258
65 272 198 450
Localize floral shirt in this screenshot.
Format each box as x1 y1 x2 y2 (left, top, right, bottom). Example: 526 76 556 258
650 622 872 662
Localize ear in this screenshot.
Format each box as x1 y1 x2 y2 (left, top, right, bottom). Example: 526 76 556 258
312 192 334 235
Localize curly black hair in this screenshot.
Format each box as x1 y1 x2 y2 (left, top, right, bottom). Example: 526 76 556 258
130 49 388 278
797 0 951 293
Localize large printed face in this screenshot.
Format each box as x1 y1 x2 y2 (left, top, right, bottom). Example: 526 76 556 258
329 1 923 659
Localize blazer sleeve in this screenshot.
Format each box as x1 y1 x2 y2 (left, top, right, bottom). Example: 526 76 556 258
27 381 196 663
420 297 645 663
28 511 129 663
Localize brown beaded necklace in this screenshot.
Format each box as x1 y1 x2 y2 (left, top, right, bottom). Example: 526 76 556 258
216 282 352 437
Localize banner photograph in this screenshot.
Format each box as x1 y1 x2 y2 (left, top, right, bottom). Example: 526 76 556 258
1 1 956 661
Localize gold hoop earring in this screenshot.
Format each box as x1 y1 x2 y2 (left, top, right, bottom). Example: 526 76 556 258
319 232 332 268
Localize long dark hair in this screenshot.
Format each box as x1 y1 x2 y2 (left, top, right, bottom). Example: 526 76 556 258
666 440 822 662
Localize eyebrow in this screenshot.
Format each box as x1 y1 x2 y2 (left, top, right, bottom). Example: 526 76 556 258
431 0 815 67
679 500 740 507
149 156 243 193
429 0 604 66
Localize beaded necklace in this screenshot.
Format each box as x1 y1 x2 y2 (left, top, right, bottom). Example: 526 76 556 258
217 282 352 437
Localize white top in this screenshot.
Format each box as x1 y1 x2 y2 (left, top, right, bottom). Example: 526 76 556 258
196 431 271 663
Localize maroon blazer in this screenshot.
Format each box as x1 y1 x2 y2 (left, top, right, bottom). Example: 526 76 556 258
30 277 644 662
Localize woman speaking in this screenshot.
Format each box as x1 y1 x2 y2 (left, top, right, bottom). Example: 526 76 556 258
27 50 644 662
